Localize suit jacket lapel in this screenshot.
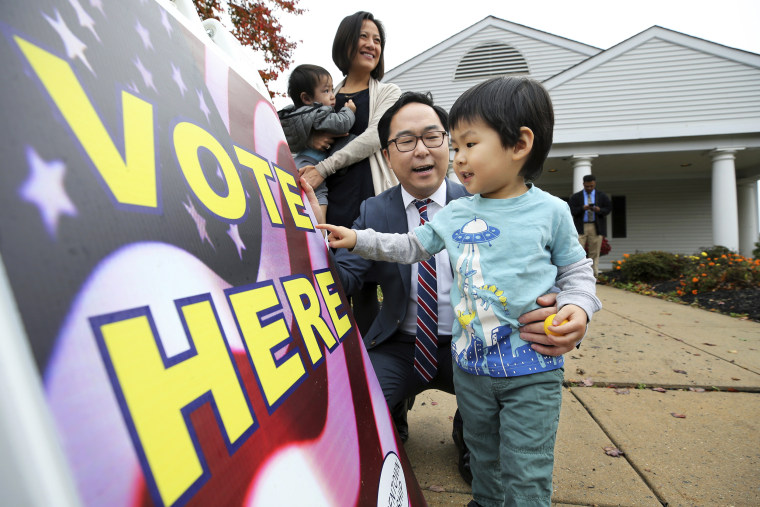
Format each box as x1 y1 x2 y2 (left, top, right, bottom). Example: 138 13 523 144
387 187 412 297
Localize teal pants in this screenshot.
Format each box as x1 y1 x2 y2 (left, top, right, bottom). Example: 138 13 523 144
453 367 564 507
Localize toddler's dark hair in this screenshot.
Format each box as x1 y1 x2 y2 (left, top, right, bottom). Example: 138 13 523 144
449 76 554 181
287 64 331 108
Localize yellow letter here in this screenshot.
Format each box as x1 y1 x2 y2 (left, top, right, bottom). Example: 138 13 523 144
93 301 255 507
226 282 307 411
281 275 337 366
314 269 352 342
14 36 157 209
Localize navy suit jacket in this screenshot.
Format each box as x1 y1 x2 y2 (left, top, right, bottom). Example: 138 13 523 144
569 189 611 237
334 180 469 350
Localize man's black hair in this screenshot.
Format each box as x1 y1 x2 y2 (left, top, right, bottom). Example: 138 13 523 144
377 91 449 150
582 174 596 183
287 64 331 108
332 11 386 80
448 76 554 181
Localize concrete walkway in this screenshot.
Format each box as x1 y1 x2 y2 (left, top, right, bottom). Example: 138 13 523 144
403 285 760 506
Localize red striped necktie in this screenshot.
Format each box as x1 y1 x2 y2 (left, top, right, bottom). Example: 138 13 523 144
412 199 438 382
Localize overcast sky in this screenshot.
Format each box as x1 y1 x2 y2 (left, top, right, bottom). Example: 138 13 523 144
263 0 759 107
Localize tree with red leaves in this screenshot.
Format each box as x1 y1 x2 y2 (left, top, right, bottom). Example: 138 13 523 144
192 0 304 91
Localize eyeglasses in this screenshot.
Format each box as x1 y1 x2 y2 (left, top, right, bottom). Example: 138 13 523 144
388 131 448 152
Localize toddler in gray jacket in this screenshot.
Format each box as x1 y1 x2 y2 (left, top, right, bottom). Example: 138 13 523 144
278 64 356 218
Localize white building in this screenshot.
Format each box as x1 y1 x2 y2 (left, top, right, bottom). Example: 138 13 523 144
383 17 760 268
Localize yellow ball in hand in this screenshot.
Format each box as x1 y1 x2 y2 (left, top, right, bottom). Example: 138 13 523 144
543 314 569 337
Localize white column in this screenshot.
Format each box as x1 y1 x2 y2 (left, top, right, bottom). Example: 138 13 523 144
710 148 743 251
738 179 759 258
572 155 598 193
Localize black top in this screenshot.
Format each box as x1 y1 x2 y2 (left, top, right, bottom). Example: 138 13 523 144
325 88 374 229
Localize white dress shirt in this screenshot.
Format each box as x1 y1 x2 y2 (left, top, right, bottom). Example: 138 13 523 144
399 181 455 336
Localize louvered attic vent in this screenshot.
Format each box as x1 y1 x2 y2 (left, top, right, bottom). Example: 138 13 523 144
455 42 529 80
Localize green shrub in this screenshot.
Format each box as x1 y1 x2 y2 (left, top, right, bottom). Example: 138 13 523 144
612 251 687 283
697 245 734 258
753 236 760 259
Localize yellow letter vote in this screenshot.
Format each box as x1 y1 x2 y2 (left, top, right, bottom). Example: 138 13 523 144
234 146 283 227
226 282 307 411
173 122 247 221
274 166 314 231
14 36 157 208
314 269 352 341
281 275 337 366
93 302 255 506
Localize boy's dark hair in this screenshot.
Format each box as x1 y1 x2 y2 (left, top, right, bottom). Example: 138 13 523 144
582 174 596 183
377 91 449 150
287 64 331 108
332 11 386 80
449 76 554 181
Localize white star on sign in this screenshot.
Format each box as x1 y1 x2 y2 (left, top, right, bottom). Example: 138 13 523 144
171 63 187 96
134 56 156 91
160 8 173 35
44 8 94 73
227 224 246 260
69 0 100 42
135 20 152 50
89 0 105 16
20 146 78 239
197 89 211 121
183 197 214 249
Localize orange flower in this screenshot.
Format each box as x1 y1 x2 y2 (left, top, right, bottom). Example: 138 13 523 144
677 290 684 296
616 265 621 270
708 262 715 266
692 277 699 283
701 273 707 277
623 253 630 258
691 289 698 295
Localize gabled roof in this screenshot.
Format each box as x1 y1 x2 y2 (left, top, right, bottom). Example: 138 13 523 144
384 15 600 81
544 25 760 89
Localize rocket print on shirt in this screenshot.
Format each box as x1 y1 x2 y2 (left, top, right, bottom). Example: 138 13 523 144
450 216 550 375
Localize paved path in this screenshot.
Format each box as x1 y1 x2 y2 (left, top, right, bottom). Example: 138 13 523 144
403 285 760 506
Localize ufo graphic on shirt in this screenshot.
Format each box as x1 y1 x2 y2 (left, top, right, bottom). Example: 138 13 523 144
452 217 500 247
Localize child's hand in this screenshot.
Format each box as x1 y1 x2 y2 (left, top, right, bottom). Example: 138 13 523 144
315 224 357 249
345 99 356 113
300 177 324 225
532 304 587 355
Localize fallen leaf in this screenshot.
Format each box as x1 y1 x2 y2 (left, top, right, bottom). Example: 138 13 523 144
581 378 594 387
727 387 738 392
731 378 741 381
703 343 717 346
431 401 438 406
651 387 666 393
727 350 738 354
688 387 705 392
670 412 686 418
673 369 687 375
576 368 585 375
604 446 625 457
614 388 630 395
428 485 445 492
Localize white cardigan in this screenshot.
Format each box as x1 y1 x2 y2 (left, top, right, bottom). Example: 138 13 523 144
314 77 401 195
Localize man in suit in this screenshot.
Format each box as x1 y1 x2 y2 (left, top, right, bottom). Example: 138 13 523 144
303 92 578 482
570 174 612 277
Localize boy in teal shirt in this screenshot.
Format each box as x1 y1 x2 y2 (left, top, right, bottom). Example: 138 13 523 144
319 77 601 506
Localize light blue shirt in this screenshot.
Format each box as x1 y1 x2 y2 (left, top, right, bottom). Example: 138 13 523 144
414 185 587 377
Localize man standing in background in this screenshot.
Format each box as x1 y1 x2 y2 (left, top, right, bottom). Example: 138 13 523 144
570 174 611 277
